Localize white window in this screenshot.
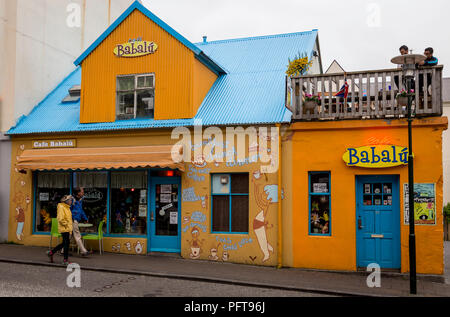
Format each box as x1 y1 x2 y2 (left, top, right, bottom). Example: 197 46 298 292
116 74 155 120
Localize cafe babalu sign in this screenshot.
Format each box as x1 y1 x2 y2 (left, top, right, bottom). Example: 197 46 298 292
33 139 76 149
342 145 411 168
114 38 158 58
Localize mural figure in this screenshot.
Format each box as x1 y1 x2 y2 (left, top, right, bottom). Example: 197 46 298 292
12 163 28 241
111 243 121 252
134 241 144 254
208 243 221 261
222 250 229 262
252 173 277 262
187 226 204 259
15 207 25 240
124 242 132 251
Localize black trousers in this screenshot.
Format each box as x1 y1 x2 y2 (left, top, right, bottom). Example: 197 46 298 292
51 232 70 260
394 76 415 91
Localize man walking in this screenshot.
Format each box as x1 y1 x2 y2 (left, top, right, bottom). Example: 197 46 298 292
71 188 91 256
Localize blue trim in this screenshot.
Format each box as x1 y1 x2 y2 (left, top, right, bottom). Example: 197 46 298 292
73 1 225 75
308 171 331 236
106 171 111 234
146 170 152 253
355 175 401 269
149 176 182 252
32 171 37 234
104 234 146 238
210 173 250 234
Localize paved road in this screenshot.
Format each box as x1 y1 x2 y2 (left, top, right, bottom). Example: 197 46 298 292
0 262 331 297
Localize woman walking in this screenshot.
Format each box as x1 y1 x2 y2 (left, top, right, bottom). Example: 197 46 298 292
46 195 74 265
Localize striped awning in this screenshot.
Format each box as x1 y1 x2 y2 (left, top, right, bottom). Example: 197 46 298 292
16 145 184 171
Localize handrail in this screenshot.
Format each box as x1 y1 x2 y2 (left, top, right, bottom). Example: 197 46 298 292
287 65 443 121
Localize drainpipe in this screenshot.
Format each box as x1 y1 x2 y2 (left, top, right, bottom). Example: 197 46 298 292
276 124 283 269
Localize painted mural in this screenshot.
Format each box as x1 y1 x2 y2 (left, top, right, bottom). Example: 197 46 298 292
180 135 280 266
12 144 31 241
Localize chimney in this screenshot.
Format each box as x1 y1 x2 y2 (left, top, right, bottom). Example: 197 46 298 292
202 36 207 43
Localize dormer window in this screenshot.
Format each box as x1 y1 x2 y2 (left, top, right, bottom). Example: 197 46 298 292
116 74 155 120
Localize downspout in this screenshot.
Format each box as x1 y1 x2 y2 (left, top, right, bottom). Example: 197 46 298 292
276 124 283 269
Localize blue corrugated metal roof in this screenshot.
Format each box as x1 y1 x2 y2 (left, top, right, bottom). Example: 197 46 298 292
74 0 225 75
7 30 318 135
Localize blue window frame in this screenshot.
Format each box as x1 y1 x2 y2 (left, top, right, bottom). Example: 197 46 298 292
211 173 249 234
308 172 331 236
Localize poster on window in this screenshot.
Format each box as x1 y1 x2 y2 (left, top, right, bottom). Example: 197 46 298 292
170 212 178 225
39 193 49 201
138 205 147 217
160 185 172 194
160 193 172 203
404 183 436 225
313 183 328 193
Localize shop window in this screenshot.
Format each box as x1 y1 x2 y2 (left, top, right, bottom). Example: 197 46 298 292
73 172 108 232
309 172 331 235
35 172 71 232
211 173 249 233
116 74 154 120
110 171 148 235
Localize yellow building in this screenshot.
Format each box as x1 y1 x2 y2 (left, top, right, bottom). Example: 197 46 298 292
7 1 447 275
6 1 321 267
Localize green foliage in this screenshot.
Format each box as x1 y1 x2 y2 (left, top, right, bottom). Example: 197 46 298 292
286 52 312 77
444 203 450 222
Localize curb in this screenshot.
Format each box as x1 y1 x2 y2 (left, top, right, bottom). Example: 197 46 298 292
0 257 386 297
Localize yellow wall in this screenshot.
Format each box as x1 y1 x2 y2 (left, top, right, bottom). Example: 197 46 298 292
193 58 217 115
9 127 280 266
288 117 448 274
80 9 217 123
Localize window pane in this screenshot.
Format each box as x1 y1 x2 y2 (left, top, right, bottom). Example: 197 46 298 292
231 173 249 194
117 76 135 91
231 195 248 232
117 92 135 120
212 174 230 194
110 171 147 235
155 184 178 236
310 195 330 234
35 172 70 232
136 89 154 119
212 195 229 232
310 173 330 193
73 172 108 232
137 75 153 88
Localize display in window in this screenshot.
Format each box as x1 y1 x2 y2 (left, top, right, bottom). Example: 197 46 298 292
383 184 392 194
35 172 70 232
364 195 372 205
373 183 382 194
155 184 178 236
310 196 330 234
374 195 382 206
110 171 148 235
364 184 371 194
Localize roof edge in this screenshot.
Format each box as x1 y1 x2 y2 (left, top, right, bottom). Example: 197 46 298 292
6 67 81 135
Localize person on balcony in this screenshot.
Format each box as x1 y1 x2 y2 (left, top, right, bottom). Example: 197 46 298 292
418 47 438 97
394 45 410 90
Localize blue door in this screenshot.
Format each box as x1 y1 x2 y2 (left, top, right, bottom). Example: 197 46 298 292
148 177 181 253
356 175 400 269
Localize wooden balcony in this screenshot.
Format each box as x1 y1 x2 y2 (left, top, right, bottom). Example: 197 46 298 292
286 65 444 121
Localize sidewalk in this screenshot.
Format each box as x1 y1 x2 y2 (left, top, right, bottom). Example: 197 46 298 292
0 243 449 297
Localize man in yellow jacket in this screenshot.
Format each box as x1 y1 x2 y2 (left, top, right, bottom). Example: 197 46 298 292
46 195 74 265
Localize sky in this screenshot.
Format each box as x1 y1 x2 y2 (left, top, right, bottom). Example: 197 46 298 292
142 0 449 76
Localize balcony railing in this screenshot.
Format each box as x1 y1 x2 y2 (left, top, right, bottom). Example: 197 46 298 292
286 65 443 121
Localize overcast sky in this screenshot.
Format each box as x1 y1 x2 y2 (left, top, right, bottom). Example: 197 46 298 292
142 0 449 76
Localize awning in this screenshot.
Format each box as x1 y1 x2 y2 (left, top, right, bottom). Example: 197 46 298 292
16 145 184 171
